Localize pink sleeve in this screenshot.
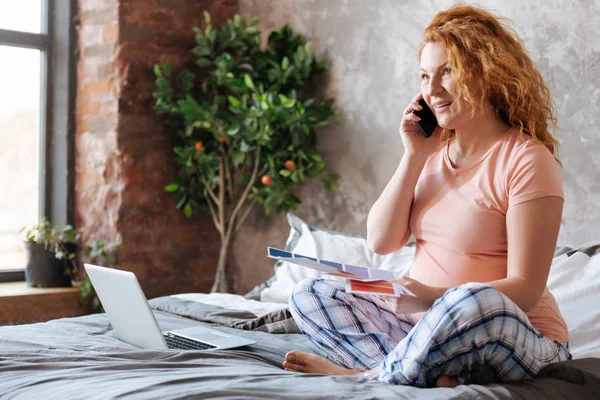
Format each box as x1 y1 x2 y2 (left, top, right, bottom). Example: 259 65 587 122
507 141 563 209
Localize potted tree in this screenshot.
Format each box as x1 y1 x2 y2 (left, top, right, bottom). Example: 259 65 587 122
153 13 339 293
21 218 80 287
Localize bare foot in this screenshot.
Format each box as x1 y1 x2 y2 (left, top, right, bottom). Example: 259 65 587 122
435 375 459 388
283 350 365 376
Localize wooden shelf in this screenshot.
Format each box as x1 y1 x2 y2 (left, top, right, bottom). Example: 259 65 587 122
0 281 86 325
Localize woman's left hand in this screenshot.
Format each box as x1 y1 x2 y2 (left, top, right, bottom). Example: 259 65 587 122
382 277 443 315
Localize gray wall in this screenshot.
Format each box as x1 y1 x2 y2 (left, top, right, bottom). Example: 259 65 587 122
234 0 600 293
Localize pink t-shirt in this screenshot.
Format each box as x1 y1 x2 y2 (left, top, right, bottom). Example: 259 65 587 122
408 129 569 342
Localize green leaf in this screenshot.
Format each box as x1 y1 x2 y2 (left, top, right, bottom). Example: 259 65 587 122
193 46 211 57
203 11 211 24
216 59 228 69
228 96 240 107
196 58 212 67
165 183 179 192
305 41 313 55
195 36 210 47
279 169 291 177
250 17 259 26
163 63 172 78
153 64 162 77
208 29 217 44
279 94 296 108
232 152 245 165
244 74 256 91
239 63 253 72
176 195 187 209
283 98 296 108
245 27 258 35
281 57 289 70
296 45 306 61
156 77 169 90
290 171 300 183
227 125 240 136
184 204 193 218
267 155 275 170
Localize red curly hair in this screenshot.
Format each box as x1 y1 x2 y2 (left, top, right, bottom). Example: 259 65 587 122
418 4 560 160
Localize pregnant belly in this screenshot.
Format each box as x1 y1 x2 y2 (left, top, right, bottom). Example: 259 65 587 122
409 242 507 289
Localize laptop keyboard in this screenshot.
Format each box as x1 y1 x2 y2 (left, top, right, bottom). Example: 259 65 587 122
163 333 217 351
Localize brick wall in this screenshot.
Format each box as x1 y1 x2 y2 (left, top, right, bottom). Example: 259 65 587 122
76 0 238 298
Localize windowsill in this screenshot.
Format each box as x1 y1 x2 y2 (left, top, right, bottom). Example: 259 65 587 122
0 281 78 296
0 281 86 325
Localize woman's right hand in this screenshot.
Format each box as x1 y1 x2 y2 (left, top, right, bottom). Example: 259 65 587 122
400 93 442 159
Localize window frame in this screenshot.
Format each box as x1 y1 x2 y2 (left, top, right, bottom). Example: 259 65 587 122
0 0 77 283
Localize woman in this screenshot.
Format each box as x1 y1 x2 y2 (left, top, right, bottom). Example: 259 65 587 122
283 4 571 388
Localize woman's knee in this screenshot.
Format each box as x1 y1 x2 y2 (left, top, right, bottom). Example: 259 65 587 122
452 282 500 297
436 282 512 319
289 278 318 310
292 278 319 296
289 278 344 313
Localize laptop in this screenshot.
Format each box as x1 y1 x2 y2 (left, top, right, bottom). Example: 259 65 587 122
84 264 256 351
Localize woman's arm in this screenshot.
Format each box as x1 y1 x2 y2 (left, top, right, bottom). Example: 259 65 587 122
488 195 563 311
368 93 442 255
387 196 563 313
367 153 427 255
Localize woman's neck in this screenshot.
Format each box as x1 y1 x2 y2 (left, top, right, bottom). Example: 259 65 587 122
451 105 511 159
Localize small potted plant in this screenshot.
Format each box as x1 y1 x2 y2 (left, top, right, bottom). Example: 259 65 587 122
21 218 81 287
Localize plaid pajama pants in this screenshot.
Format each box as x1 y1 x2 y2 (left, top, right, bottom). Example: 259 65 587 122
289 278 572 387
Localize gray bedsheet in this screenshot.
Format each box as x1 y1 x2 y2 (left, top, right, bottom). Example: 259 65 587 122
0 297 598 400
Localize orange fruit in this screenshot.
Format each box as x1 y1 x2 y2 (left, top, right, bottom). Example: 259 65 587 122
284 160 296 171
261 175 273 186
218 137 227 143
195 141 203 150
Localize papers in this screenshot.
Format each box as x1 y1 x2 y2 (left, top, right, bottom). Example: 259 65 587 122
267 247 415 298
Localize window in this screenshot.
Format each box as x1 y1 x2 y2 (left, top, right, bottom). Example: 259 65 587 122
0 1 76 282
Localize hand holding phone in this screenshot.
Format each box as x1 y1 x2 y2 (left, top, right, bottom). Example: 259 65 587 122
399 94 441 158
411 98 438 138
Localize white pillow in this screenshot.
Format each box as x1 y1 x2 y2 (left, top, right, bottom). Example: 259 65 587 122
547 247 600 359
260 214 415 304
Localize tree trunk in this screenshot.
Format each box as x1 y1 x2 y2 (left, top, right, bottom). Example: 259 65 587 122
210 240 231 293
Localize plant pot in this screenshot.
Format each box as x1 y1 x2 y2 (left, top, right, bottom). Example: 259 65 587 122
24 242 73 288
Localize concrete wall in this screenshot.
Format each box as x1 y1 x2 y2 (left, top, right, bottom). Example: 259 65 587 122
234 0 600 293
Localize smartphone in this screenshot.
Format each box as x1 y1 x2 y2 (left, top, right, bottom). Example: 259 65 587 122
411 98 438 138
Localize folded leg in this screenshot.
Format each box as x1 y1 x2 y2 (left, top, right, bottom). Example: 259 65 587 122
379 282 572 387
289 278 415 370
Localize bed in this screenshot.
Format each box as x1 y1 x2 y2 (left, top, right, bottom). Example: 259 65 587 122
1 216 599 399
